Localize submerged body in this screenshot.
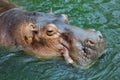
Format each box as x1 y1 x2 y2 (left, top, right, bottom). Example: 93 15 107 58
0 0 106 67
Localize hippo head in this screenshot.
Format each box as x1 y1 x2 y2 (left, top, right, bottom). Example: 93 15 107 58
63 29 106 67
29 12 106 67
51 17 106 67
0 8 106 67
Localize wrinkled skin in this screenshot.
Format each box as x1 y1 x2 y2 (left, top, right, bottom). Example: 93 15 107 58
54 20 105 67
0 8 105 67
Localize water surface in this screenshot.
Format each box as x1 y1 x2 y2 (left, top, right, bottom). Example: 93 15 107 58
0 0 120 80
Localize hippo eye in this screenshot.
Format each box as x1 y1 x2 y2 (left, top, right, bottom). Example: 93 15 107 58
47 29 55 36
45 24 58 36
47 30 53 33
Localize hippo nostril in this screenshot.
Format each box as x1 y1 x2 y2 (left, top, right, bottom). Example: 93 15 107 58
99 35 103 39
84 39 95 47
96 31 103 39
87 39 95 44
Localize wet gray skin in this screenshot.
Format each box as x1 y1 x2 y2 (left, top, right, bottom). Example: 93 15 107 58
53 20 106 67
0 8 106 67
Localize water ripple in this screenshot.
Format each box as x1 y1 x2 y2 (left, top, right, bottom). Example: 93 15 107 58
0 0 120 80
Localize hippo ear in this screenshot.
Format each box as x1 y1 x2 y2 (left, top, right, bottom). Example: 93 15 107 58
22 23 37 45
29 23 38 32
57 14 69 24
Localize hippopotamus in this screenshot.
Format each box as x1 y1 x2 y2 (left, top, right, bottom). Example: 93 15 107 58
0 0 105 67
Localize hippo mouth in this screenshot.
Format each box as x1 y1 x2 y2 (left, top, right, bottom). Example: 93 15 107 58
73 36 105 67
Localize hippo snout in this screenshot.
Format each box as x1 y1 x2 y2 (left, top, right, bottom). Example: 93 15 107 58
65 28 106 67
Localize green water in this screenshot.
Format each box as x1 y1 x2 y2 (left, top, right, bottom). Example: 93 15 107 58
0 0 120 80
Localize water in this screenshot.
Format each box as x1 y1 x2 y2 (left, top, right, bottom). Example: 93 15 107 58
0 0 120 80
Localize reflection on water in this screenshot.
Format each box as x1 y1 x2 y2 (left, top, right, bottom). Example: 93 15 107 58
0 0 120 80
